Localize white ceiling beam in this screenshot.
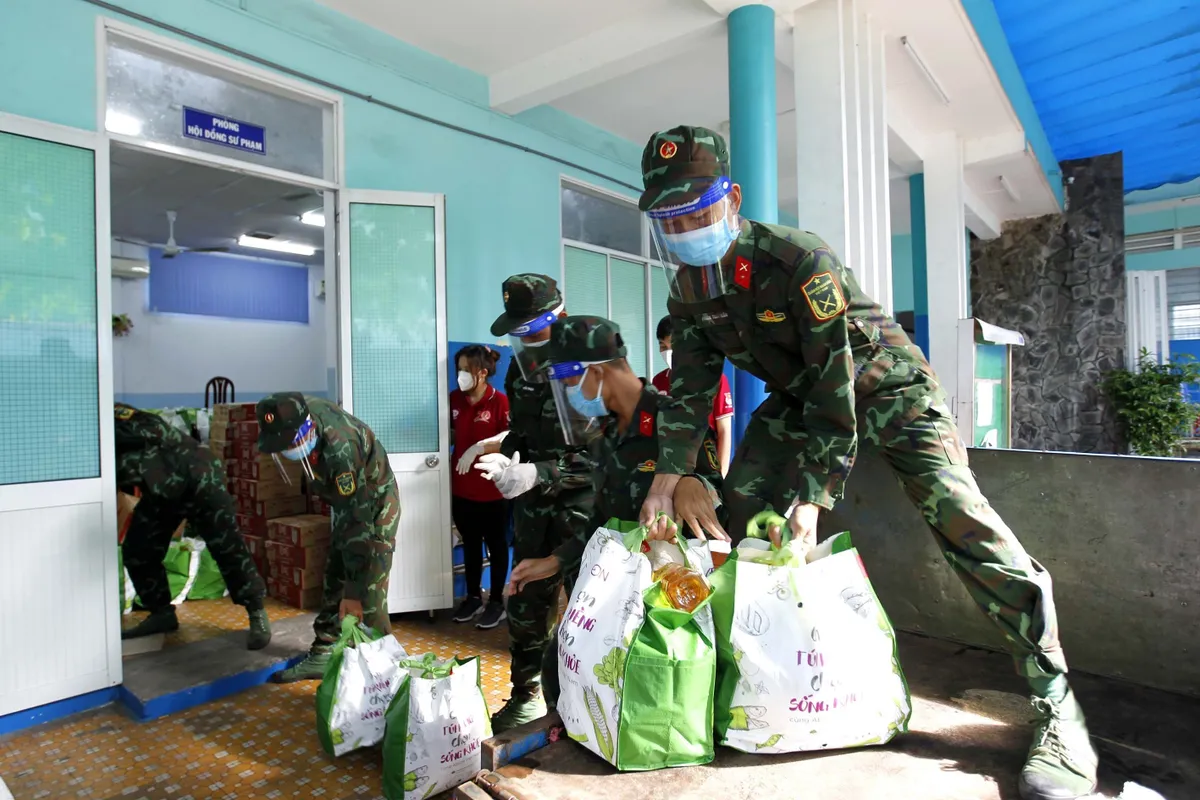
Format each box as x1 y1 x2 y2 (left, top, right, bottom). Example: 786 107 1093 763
886 101 928 173
964 131 1027 167
489 7 725 114
963 181 1003 240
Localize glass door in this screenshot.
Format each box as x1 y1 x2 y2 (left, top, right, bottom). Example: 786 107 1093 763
337 191 451 613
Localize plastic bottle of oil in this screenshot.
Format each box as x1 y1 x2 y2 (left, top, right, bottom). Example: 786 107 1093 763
652 563 711 613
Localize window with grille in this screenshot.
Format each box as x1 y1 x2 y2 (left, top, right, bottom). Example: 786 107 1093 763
561 180 670 380
1168 267 1200 340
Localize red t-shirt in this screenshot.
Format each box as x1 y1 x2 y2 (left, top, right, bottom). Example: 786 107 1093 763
450 385 510 502
651 370 734 430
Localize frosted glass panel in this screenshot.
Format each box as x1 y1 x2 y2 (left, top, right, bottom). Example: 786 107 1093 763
0 132 99 485
563 246 608 318
106 41 328 180
349 203 438 454
650 264 671 331
610 258 647 379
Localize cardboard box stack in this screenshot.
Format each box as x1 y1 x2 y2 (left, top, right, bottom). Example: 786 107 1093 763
210 403 311 606
265 515 332 609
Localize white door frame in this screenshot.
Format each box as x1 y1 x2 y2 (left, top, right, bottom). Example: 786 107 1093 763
0 111 121 710
338 190 452 612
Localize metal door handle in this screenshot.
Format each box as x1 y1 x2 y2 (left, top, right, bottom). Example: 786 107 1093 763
425 455 439 468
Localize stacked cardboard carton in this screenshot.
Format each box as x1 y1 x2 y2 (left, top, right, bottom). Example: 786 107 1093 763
210 403 313 607
265 515 332 609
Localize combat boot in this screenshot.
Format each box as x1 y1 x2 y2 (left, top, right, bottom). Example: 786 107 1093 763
271 644 332 683
490 689 547 734
247 607 272 650
121 607 179 639
1018 676 1098 800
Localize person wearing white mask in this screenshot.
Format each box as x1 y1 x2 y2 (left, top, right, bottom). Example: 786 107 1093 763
449 345 511 628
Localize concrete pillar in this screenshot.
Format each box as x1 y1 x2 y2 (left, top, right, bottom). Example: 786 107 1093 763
923 131 969 420
727 3 776 437
792 0 892 312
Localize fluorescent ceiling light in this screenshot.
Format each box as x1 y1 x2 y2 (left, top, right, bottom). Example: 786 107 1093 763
300 210 325 227
105 110 143 137
237 235 316 256
998 175 1021 204
900 36 950 106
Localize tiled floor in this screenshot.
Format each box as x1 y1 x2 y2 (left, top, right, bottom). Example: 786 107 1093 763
122 598 312 648
2 613 516 800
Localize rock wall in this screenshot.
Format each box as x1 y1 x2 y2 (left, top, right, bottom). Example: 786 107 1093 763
969 153 1126 453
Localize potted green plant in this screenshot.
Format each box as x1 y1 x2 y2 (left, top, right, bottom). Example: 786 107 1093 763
1103 348 1200 456
112 314 134 337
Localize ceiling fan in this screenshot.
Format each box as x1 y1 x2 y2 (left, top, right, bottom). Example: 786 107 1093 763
114 210 230 259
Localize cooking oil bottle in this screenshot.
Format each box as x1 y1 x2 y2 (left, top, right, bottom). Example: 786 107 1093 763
652 562 710 613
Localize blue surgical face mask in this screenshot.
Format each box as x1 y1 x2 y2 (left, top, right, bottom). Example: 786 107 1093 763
662 216 739 266
281 416 317 461
566 367 607 417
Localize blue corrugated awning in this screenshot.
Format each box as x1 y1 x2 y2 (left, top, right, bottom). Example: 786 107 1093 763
993 0 1200 192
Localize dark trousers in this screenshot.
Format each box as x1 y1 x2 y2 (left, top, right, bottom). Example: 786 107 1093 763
451 496 509 602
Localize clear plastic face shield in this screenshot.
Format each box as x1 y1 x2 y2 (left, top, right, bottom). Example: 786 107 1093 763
508 305 562 382
271 415 317 483
647 177 741 303
547 361 608 447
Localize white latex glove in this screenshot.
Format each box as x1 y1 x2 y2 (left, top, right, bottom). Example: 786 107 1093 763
474 451 511 481
475 451 538 499
456 443 484 475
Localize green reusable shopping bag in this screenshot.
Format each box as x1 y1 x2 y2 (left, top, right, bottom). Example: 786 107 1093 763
558 518 716 772
186 545 228 600
314 615 385 756
382 655 491 800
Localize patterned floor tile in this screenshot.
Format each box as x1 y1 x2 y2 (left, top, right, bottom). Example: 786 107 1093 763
1 613 523 800
122 598 312 648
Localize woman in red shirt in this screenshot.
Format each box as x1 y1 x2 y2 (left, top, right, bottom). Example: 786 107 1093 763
449 345 511 629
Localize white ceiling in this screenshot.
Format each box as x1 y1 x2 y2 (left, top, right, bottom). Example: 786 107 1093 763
318 0 1060 236
109 145 326 265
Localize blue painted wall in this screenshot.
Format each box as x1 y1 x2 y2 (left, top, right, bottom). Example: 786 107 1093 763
891 234 915 313
0 0 645 346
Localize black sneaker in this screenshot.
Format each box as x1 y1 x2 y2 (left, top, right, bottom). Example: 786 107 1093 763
453 596 484 623
476 602 507 630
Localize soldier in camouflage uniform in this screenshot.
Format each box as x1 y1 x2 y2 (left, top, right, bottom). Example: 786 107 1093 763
635 126 1097 800
114 403 271 649
472 275 597 732
254 393 401 683
505 315 725 709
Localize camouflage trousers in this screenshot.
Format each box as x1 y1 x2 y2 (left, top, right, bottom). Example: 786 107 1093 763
123 478 266 612
726 391 1067 682
313 488 400 645
507 489 593 696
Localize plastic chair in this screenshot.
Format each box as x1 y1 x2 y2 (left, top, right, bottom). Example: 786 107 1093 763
205 377 235 409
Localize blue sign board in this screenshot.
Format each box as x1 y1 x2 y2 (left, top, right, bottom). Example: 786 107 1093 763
182 107 266 156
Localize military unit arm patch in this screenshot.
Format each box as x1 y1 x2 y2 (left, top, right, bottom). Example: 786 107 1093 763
336 472 356 496
801 271 847 321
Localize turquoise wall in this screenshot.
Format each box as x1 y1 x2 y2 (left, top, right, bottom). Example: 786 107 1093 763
0 0 645 343
891 234 915 312
1126 204 1200 272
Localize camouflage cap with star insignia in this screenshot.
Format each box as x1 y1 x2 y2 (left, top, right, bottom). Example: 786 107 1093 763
489 273 564 336
256 391 310 453
638 125 731 212
548 315 628 364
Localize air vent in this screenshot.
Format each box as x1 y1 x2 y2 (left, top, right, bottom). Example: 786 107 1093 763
1181 226 1200 249
1125 231 1176 253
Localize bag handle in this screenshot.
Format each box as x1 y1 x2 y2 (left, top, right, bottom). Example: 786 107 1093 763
747 509 792 546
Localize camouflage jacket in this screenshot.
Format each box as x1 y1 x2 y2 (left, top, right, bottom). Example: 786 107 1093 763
302 397 400 598
554 384 725 580
114 403 218 502
500 361 596 501
661 220 940 509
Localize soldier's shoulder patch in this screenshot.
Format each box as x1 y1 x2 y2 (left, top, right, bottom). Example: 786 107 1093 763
801 271 846 321
115 407 135 421
638 411 654 437
756 308 787 323
704 439 719 471
335 472 356 496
